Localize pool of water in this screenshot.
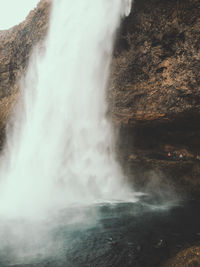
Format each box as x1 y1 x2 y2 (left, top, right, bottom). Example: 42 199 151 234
1 196 200 267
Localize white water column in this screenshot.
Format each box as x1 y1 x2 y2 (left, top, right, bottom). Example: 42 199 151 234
0 0 136 219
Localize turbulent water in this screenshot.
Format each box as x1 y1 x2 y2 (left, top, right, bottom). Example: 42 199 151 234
0 0 136 220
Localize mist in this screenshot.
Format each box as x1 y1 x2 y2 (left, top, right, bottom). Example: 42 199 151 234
0 0 137 264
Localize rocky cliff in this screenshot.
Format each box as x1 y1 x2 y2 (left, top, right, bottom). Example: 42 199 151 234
0 0 51 144
0 0 200 194
0 1 200 266
110 0 200 194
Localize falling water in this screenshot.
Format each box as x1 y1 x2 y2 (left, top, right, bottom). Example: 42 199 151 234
0 0 136 220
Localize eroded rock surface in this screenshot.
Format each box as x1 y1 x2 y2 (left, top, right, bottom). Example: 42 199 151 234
110 0 200 194
163 246 200 267
0 0 200 193
0 0 51 143
112 0 200 124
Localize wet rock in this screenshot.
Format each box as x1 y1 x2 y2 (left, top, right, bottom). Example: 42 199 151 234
154 239 167 249
163 246 200 267
175 244 182 249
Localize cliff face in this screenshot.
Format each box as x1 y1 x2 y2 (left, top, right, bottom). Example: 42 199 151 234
0 2 199 264
0 0 51 142
0 0 51 97
110 0 200 194
0 0 200 193
112 0 200 124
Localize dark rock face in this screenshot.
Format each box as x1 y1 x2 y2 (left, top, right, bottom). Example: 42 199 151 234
112 0 200 123
0 0 200 193
110 0 200 194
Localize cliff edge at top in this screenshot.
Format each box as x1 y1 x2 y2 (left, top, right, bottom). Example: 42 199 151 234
0 0 51 140
0 0 200 194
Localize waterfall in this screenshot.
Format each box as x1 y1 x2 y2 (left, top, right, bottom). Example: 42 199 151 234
0 0 136 220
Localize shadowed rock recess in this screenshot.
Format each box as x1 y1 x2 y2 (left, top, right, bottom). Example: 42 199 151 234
0 0 200 194
110 0 200 195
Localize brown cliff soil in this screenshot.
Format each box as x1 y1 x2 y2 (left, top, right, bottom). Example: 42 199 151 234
110 0 200 195
0 0 51 145
0 1 199 266
0 0 199 193
163 246 200 267
0 0 199 194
